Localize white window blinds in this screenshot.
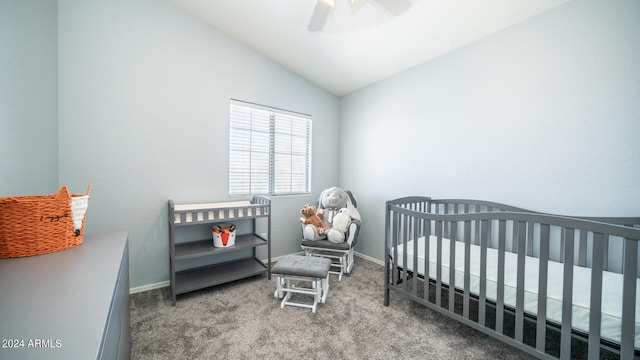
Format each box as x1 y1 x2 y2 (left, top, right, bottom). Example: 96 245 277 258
229 100 311 196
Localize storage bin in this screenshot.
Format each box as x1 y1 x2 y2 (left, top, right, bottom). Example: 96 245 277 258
0 185 91 258
212 223 236 247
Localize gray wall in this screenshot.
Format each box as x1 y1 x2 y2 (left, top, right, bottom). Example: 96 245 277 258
339 0 640 261
1 0 59 194
56 0 339 288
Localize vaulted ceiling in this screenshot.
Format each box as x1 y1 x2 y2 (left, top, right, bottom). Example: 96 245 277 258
167 0 570 97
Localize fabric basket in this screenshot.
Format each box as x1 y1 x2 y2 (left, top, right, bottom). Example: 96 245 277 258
0 185 91 258
212 223 236 247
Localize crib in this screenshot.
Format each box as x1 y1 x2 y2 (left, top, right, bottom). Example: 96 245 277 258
384 196 640 359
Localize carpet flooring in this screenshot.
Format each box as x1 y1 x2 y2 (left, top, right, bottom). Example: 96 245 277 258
130 256 539 359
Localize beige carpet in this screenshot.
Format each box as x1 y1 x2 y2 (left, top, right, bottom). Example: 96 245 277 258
129 257 541 359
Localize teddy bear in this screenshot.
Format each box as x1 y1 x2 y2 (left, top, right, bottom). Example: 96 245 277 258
299 204 328 235
326 207 351 243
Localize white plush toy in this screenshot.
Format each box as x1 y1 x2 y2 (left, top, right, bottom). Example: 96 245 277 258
327 207 351 243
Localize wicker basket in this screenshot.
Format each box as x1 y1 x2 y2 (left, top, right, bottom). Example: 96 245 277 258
0 185 91 258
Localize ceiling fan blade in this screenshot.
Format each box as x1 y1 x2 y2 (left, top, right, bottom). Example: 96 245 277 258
372 0 411 16
308 1 332 32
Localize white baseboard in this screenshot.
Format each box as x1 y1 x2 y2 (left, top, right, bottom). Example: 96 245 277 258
130 280 169 294
129 251 382 294
268 252 304 262
354 251 384 266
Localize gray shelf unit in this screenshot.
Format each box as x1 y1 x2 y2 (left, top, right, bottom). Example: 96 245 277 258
168 196 271 305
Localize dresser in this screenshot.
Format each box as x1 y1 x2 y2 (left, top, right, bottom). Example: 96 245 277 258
0 231 130 360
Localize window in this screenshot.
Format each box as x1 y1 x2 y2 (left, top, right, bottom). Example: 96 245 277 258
229 100 311 196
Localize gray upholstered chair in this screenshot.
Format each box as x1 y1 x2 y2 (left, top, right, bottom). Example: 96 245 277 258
300 189 361 280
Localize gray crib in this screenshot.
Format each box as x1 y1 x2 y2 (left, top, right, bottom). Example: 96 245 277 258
384 196 640 359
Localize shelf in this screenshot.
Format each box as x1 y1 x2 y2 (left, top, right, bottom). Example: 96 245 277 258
175 234 267 261
174 258 267 295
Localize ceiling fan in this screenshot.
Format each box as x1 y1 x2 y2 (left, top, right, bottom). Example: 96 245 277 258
308 0 412 32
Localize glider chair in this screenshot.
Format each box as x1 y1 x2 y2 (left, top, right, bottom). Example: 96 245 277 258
300 188 361 281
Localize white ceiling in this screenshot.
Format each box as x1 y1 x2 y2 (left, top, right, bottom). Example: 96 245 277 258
167 0 570 97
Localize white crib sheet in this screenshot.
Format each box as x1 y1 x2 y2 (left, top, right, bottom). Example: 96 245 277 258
393 236 640 348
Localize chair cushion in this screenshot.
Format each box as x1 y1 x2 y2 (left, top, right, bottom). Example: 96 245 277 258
271 255 331 278
301 239 351 250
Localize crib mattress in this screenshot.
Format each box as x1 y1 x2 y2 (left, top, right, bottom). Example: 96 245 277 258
393 236 640 348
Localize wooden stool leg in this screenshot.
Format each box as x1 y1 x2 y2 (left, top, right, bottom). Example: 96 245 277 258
321 276 329 304
315 279 321 306
274 276 283 298
281 278 293 309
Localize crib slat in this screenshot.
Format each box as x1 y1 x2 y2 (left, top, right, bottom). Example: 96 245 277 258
443 205 450 238
579 230 588 267
588 232 604 360
637 243 640 278
620 238 638 360
496 220 506 334
515 221 527 343
536 224 550 354
479 220 488 326
511 220 519 254
424 218 431 301
384 203 391 305
527 222 534 257
449 221 457 312
463 220 472 320
474 210 481 246
412 216 419 297
603 237 609 271
435 221 443 307
559 226 565 263
401 213 409 293
561 228 575 360
392 211 400 289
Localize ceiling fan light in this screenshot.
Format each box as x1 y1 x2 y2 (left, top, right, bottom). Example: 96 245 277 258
319 0 335 8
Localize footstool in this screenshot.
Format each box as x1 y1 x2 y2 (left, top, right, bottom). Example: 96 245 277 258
272 255 332 313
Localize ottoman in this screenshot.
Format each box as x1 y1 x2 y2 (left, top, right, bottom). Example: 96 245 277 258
272 255 332 313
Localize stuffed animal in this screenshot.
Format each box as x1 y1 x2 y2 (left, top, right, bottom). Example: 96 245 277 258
327 207 351 243
299 204 328 235
302 187 361 241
